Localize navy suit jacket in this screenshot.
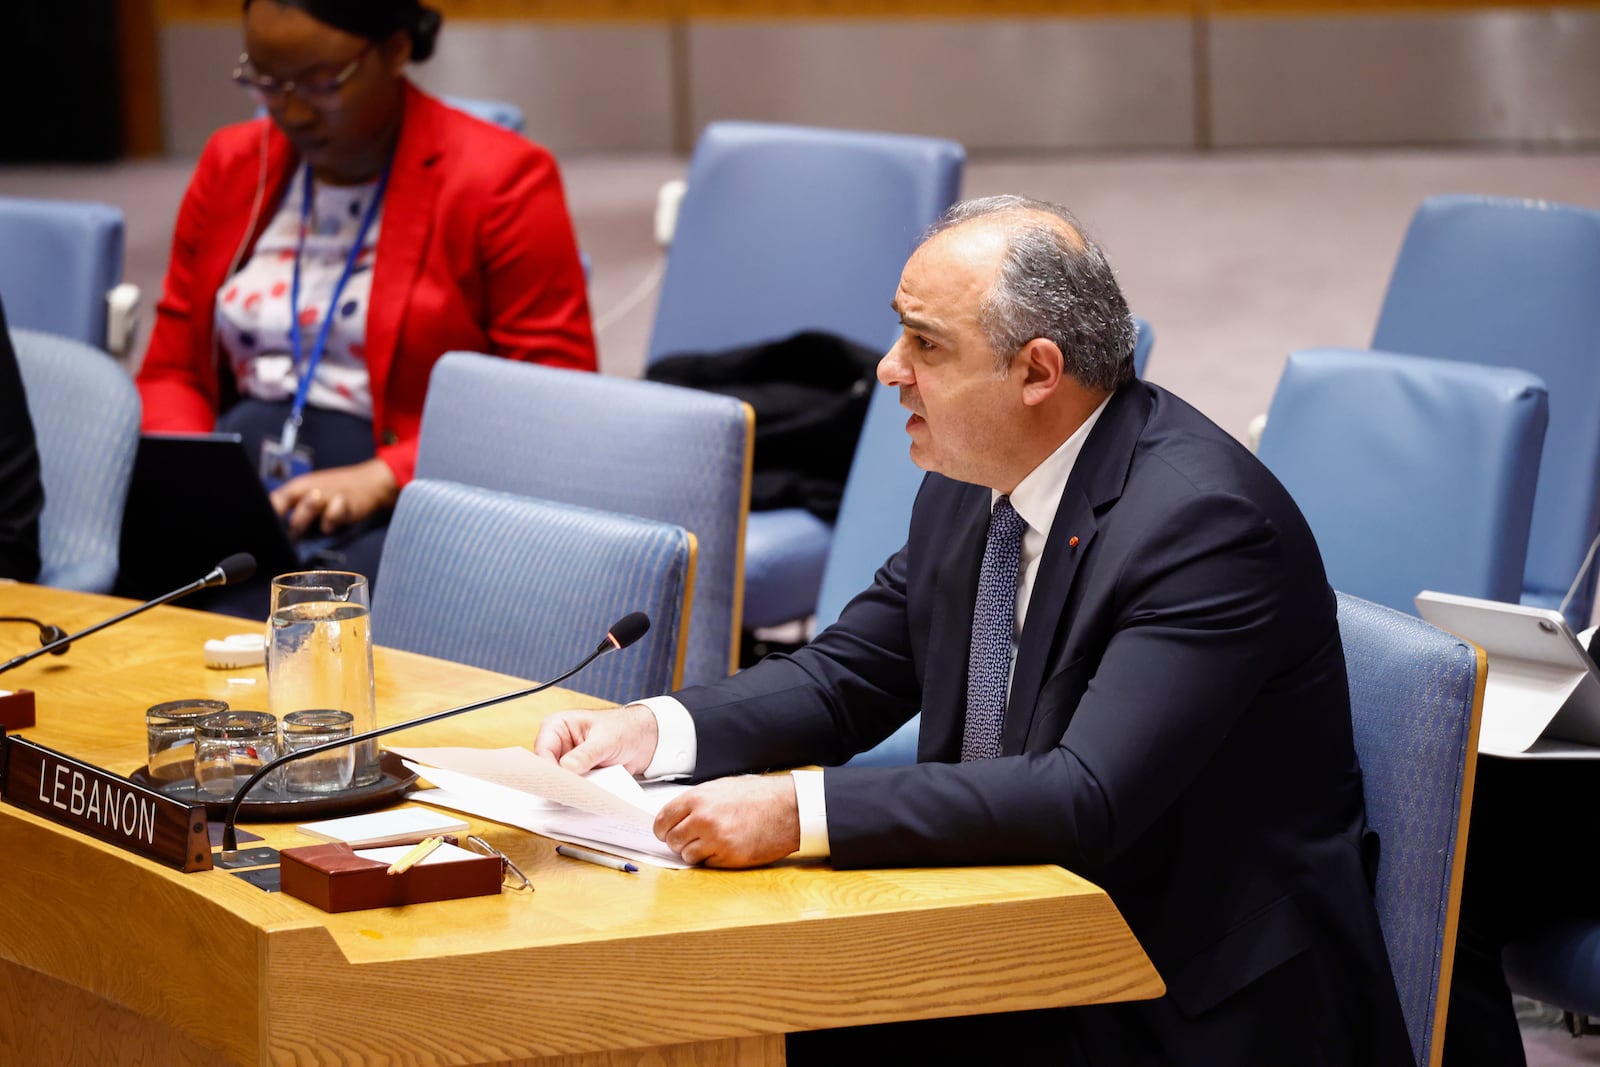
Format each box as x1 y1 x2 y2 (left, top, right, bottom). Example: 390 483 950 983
675 381 1414 1064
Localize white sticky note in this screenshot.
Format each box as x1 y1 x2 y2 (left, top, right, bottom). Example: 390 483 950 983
297 807 469 848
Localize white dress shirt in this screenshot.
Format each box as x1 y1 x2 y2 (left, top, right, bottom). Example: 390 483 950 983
639 395 1112 858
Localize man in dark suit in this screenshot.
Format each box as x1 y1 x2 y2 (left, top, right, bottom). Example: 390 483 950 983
536 196 1413 1065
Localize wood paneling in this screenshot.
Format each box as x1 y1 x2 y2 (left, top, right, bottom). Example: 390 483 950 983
156 0 1600 22
116 0 165 155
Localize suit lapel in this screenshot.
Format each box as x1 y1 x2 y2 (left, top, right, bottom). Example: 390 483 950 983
918 482 991 762
364 83 440 406
1002 382 1152 753
1004 491 1098 753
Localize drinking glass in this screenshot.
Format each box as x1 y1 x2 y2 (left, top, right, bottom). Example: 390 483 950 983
267 571 379 786
193 710 279 800
280 709 356 793
146 699 229 785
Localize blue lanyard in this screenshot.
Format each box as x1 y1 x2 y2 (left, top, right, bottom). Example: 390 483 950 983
280 161 390 453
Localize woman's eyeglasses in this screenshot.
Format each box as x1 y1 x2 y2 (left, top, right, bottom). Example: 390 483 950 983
464 834 534 893
231 44 372 108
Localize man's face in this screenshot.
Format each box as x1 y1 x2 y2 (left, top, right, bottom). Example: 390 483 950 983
879 223 1024 488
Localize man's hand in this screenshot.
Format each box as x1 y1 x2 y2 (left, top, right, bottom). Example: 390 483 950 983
654 775 800 868
534 704 659 776
270 457 399 538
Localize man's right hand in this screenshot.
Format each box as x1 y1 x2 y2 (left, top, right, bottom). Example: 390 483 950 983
533 704 659 776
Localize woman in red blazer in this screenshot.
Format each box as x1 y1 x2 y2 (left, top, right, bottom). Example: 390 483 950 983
137 0 596 594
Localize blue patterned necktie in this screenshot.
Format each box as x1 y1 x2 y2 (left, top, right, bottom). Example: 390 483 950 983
961 495 1027 762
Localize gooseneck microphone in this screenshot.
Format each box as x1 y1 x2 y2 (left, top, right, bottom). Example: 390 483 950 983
0 617 70 655
0 553 257 676
220 611 651 852
602 611 650 652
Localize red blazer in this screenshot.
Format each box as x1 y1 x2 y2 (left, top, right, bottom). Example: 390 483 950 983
137 82 597 484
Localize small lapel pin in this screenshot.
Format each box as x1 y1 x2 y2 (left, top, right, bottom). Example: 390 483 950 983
1068 536 1080 548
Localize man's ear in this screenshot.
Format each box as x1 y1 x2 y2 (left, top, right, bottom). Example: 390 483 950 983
1018 338 1064 407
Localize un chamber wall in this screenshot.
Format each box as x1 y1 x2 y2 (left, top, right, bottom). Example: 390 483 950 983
157 0 1600 157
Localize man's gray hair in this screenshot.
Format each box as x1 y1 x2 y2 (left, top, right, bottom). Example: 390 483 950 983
928 196 1137 390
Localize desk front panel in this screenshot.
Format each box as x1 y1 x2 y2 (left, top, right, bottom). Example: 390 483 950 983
0 585 1162 1065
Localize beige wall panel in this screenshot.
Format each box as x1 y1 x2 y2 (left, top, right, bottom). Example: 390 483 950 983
161 24 258 159
161 23 675 158
1211 10 1600 147
685 18 1195 151
409 22 676 154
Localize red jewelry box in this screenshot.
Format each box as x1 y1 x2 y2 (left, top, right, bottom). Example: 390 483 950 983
279 841 502 913
0 688 36 730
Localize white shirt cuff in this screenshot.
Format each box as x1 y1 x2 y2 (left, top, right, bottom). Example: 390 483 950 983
790 769 830 858
636 695 696 780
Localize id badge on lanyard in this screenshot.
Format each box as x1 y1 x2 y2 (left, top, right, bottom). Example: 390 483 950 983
260 423 314 490
260 162 389 492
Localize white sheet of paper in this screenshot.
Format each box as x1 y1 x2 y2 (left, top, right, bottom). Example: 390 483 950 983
400 759 568 814
393 746 695 868
389 745 652 822
409 783 689 869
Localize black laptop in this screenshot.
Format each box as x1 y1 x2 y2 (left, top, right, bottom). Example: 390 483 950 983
115 433 300 600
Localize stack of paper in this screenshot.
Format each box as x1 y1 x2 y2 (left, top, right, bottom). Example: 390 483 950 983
387 745 693 869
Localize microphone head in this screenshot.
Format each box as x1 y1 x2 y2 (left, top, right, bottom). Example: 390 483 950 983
216 553 257 586
41 624 69 654
606 612 650 651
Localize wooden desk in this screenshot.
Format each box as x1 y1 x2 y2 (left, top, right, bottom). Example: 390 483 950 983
0 584 1163 1066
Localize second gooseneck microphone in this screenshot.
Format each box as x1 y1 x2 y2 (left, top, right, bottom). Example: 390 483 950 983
0 554 257 676
0 617 69 655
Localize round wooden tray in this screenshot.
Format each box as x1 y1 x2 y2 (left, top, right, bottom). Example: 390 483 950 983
128 752 418 822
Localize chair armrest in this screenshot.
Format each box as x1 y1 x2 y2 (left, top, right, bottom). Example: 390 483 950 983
106 282 140 360
655 179 687 248
1246 412 1267 454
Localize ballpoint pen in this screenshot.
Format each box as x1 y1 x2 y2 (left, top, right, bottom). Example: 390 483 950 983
555 843 639 874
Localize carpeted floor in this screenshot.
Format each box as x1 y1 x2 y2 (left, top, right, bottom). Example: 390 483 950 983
1519 996 1600 1065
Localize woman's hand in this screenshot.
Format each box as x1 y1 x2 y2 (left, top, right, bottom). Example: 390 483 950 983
270 457 399 538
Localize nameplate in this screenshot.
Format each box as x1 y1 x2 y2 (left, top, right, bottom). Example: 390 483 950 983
0 733 214 872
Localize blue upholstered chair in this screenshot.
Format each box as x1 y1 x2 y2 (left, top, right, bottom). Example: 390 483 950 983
1132 316 1155 378
9 329 141 593
814 386 927 768
813 387 924 636
415 353 752 688
1338 592 1483 1067
439 94 525 134
1256 348 1547 616
372 479 693 705
648 120 964 363
0 196 134 355
647 120 964 631
1373 194 1600 628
